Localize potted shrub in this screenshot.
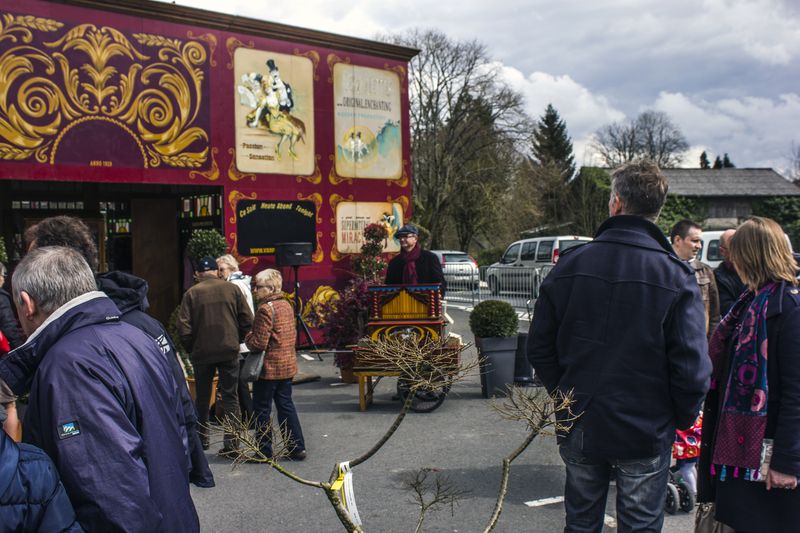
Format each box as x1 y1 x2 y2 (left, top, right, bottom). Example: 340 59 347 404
469 300 519 398
186 229 227 266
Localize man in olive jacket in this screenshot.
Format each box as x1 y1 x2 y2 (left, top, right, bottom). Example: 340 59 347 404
178 257 253 455
528 160 711 532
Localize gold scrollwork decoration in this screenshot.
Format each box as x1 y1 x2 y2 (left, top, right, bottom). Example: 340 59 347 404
297 192 323 224
226 36 254 70
326 53 350 83
386 194 410 212
227 189 258 223
228 231 260 268
188 146 218 181
227 147 256 182
294 49 320 80
0 16 210 167
187 31 217 66
296 154 322 184
386 160 410 188
328 193 354 224
384 63 407 93
328 154 352 185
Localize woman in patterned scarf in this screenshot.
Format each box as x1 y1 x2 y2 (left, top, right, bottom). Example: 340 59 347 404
697 217 800 532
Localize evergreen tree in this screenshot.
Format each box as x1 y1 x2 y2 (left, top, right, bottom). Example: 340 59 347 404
531 104 576 180
700 151 710 169
713 155 723 169
722 153 735 168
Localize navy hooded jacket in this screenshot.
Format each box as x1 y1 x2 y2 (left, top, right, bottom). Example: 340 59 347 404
0 292 200 532
0 427 82 532
95 271 214 488
528 215 712 458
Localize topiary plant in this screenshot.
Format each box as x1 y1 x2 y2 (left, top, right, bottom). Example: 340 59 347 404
0 237 7 263
186 229 227 265
469 300 519 338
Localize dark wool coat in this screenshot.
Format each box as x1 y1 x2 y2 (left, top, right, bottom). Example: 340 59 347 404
96 271 214 488
0 293 199 532
697 282 800 533
714 260 746 317
385 248 446 294
0 429 82 532
528 215 712 459
0 287 24 349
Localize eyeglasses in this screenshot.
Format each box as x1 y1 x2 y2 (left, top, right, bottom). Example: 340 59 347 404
253 285 269 290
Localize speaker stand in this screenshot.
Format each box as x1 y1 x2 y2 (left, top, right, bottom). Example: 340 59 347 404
290 264 320 357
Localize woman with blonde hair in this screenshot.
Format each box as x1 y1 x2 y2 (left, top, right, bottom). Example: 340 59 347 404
244 269 306 460
697 217 800 532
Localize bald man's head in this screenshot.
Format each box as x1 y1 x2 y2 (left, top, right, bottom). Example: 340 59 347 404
720 229 736 261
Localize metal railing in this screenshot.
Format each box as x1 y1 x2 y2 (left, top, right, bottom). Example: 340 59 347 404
443 264 554 318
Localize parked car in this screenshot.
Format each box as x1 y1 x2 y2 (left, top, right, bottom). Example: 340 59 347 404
485 235 592 295
698 229 792 269
430 250 480 291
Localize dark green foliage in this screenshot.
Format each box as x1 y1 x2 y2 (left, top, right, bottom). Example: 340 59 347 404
700 151 710 169
532 104 576 180
722 153 735 168
475 247 505 268
469 300 519 338
0 237 7 264
657 195 708 235
752 196 800 249
566 167 611 236
352 223 388 283
186 229 227 264
712 156 723 169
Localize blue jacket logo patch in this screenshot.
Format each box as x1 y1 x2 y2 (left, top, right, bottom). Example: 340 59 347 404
58 421 81 439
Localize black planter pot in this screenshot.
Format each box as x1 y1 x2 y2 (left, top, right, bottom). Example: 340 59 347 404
475 336 517 398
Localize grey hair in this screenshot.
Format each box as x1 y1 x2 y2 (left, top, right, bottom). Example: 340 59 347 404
216 254 239 271
12 246 97 314
254 268 282 292
610 159 669 222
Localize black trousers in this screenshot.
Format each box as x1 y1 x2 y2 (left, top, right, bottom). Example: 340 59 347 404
193 358 240 450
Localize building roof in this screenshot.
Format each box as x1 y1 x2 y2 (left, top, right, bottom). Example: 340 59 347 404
662 168 800 197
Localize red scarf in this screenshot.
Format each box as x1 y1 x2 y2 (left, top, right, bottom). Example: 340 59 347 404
400 243 421 284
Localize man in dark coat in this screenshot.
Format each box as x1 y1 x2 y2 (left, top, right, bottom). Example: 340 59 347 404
527 160 711 532
714 228 746 316
24 215 214 488
0 262 24 350
384 224 446 294
0 404 82 532
0 246 199 532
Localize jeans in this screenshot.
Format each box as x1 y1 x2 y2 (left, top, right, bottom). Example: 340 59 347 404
237 355 254 423
252 379 305 458
194 358 241 450
559 428 671 533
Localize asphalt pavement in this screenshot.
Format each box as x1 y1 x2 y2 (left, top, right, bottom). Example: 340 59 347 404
191 306 695 532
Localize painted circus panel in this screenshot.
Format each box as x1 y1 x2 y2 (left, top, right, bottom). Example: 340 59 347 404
335 201 403 254
333 64 402 180
234 48 315 175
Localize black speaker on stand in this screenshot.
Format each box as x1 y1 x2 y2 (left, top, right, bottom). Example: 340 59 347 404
275 242 319 354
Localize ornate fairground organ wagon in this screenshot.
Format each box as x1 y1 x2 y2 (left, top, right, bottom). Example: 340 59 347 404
353 284 460 412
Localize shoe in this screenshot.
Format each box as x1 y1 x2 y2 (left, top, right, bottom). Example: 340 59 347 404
289 450 307 461
217 447 239 459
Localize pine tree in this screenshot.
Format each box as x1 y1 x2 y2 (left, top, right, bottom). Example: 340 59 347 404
722 153 735 168
713 155 723 169
531 104 576 180
700 151 710 169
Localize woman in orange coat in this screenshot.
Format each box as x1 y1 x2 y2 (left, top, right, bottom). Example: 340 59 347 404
244 269 306 460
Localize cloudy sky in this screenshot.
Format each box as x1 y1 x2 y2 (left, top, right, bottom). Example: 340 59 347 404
163 0 799 174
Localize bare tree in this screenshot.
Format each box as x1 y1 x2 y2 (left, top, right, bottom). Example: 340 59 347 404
593 110 688 168
380 29 531 248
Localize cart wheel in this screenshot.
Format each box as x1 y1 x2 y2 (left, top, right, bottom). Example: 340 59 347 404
397 377 451 413
677 480 695 512
665 483 680 515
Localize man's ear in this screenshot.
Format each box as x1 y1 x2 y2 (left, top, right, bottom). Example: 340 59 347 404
19 291 37 320
609 193 624 216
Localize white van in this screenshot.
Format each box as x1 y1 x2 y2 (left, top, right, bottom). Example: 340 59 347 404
698 229 793 269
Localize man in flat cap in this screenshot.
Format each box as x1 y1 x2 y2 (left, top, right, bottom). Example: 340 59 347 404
385 224 446 294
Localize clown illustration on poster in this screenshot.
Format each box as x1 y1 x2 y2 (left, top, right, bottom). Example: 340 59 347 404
234 49 315 175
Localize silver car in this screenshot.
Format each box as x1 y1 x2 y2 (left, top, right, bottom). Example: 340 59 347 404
430 250 480 291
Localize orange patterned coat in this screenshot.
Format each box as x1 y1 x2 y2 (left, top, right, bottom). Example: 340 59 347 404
244 294 297 380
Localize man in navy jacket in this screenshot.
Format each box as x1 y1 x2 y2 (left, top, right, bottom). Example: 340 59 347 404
528 160 711 532
0 247 199 532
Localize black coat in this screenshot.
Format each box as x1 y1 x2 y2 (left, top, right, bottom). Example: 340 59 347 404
527 215 711 458
96 271 215 488
697 282 800 532
0 288 23 349
714 260 746 317
385 248 446 294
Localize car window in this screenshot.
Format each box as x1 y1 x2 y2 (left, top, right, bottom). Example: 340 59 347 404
706 239 722 262
520 241 537 261
443 253 470 263
536 240 553 261
558 239 591 252
501 243 521 264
